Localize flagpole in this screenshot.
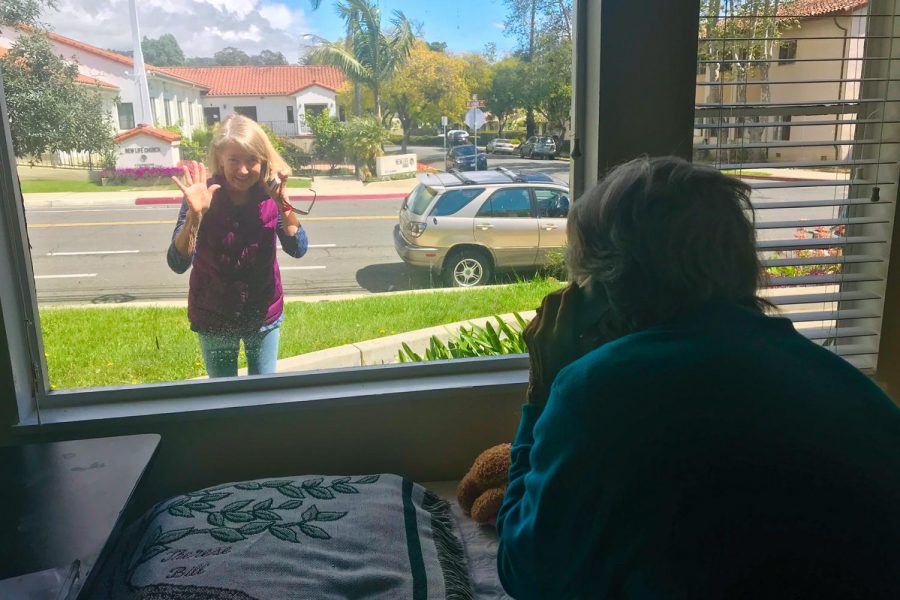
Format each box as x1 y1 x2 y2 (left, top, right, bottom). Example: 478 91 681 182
129 0 154 127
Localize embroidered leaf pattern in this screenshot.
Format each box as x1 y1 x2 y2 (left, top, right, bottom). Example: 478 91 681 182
222 500 253 512
240 522 270 535
299 523 330 540
269 525 300 543
210 528 246 543
235 482 262 490
132 475 378 572
156 527 194 545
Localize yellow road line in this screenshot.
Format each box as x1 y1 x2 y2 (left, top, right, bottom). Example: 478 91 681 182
29 216 396 228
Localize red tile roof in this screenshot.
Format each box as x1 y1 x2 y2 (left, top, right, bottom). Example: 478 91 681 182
0 46 118 89
778 0 868 17
44 31 206 89
156 66 346 96
114 124 181 143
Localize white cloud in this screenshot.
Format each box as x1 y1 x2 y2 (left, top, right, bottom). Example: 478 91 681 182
492 21 505 30
42 0 312 62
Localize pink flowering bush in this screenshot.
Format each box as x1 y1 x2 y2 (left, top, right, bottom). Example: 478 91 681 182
766 225 845 279
100 167 182 186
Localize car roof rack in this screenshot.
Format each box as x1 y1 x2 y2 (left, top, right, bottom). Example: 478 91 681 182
447 169 477 185
493 166 527 183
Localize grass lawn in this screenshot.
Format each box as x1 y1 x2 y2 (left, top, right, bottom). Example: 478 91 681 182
721 170 772 178
40 278 563 389
19 178 312 194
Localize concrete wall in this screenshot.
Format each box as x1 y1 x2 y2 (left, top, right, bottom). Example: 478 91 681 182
203 86 338 137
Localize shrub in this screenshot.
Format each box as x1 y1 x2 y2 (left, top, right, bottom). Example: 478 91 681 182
766 226 845 278
344 116 390 178
397 313 529 362
100 166 182 186
281 143 312 172
306 111 346 172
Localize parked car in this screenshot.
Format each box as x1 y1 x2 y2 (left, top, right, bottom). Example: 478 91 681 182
446 145 488 171
394 169 570 287
445 130 469 146
486 138 517 154
519 136 557 159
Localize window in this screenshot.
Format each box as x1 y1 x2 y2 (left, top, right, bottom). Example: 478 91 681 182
234 106 258 120
477 189 533 218
164 98 172 125
430 189 484 216
117 102 135 130
535 189 569 218
204 107 221 126
778 40 797 65
774 115 792 141
287 106 295 124
177 100 183 122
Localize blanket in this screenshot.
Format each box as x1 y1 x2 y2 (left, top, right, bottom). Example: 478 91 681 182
90 474 472 600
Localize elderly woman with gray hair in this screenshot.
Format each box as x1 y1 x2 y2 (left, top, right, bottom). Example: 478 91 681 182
495 157 900 600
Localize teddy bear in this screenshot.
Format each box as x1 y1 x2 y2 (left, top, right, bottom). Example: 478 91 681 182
457 443 512 525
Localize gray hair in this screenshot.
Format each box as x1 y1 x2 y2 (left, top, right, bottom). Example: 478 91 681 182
567 156 767 340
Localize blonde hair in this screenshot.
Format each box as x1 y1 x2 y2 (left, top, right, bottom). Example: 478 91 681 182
207 114 292 182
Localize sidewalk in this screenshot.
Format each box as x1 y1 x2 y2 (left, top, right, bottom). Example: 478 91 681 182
21 175 418 209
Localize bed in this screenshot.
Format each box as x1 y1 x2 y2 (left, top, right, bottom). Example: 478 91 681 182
88 475 511 599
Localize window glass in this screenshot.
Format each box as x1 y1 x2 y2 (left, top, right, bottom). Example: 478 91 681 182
117 103 134 130
430 188 483 216
406 184 438 215
453 145 477 157
535 189 569 218
478 188 533 218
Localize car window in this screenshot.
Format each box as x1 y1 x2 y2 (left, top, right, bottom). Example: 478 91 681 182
454 145 477 156
430 188 484 216
406 184 438 216
534 188 570 218
477 188 533 218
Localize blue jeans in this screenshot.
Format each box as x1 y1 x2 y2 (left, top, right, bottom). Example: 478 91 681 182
197 326 281 378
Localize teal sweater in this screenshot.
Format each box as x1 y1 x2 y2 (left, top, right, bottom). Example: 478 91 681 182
496 303 900 599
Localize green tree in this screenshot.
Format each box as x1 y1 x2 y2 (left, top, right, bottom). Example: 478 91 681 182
529 34 572 139
486 58 524 137
0 0 56 29
213 46 251 66
383 41 469 152
141 34 185 66
426 41 447 53
461 52 494 105
1 33 114 160
344 115 390 178
251 50 288 65
307 111 347 172
307 0 415 121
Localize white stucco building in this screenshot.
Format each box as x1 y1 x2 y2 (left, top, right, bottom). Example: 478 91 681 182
113 125 181 169
158 66 345 137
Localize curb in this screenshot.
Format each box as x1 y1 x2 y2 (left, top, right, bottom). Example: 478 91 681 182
135 192 408 206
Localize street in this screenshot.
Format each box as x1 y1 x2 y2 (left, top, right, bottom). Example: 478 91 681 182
22 147 843 305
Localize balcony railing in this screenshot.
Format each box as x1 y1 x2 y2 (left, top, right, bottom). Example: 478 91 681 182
259 120 312 137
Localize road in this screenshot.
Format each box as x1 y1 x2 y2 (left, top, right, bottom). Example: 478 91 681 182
23 147 842 305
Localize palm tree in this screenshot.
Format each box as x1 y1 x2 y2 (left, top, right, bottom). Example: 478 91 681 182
308 0 415 122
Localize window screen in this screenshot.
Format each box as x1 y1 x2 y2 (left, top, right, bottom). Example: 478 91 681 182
696 0 900 371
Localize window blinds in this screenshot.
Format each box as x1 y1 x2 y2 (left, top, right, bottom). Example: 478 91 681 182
695 0 900 370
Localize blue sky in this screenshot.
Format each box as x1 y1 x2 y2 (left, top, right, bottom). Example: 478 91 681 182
45 1 518 64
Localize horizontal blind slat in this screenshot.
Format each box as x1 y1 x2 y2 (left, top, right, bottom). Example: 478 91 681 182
756 217 888 229
757 236 885 250
765 273 883 286
763 291 882 305
761 254 884 267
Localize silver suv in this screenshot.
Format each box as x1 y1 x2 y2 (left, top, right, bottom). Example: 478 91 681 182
393 169 570 287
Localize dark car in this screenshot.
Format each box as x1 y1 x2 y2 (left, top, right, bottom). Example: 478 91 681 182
519 136 557 159
446 130 470 146
446 145 488 171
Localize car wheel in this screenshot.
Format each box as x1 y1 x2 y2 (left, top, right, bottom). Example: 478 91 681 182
442 249 493 287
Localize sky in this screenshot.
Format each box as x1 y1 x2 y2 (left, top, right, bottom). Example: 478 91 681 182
42 0 517 63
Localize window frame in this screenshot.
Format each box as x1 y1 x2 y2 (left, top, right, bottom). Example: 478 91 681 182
476 186 536 219
778 39 798 65
117 102 135 130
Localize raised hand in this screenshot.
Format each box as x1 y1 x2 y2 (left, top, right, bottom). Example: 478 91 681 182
171 161 220 215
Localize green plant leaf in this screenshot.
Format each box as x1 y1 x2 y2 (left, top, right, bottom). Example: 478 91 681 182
235 482 262 490
210 528 246 543
223 511 254 523
254 509 282 521
168 505 193 518
306 486 335 500
156 527 194 545
207 513 225 527
278 485 305 499
301 504 319 521
315 511 347 522
302 477 324 488
299 523 330 540
513 312 528 329
354 475 380 484
331 483 358 494
240 522 271 535
278 499 304 510
222 500 253 512
269 525 300 543
253 499 273 511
